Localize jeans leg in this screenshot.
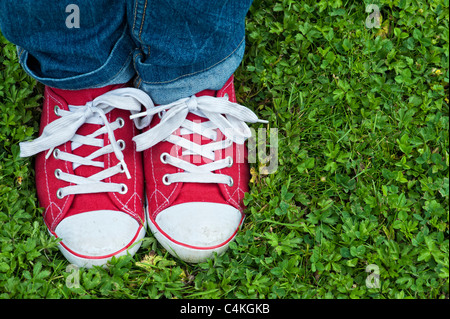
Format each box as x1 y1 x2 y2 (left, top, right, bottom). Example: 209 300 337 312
0 1 135 89
128 0 253 104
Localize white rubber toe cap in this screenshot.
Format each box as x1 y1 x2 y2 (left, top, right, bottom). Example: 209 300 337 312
54 210 145 268
148 202 244 263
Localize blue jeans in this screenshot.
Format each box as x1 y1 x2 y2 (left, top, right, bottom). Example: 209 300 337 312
0 0 252 104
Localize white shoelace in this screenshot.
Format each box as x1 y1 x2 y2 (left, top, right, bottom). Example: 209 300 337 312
131 95 267 186
19 88 153 199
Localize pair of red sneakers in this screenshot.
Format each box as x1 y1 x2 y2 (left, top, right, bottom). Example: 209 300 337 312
19 76 265 268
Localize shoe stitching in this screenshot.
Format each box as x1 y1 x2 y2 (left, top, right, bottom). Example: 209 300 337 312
107 114 140 221
45 90 71 230
221 76 242 207
150 146 159 208
221 78 235 101
221 143 242 210
133 123 138 212
152 143 181 216
149 189 169 207
217 78 243 207
149 144 180 213
122 192 142 221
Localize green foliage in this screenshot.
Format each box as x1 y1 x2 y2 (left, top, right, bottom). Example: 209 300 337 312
0 0 448 299
238 0 449 299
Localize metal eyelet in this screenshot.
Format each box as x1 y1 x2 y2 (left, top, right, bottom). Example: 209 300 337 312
117 117 125 128
56 188 64 199
162 174 171 186
118 162 126 173
54 169 62 179
227 177 234 187
226 156 233 168
160 152 169 164
117 139 126 151
54 105 61 116
53 148 60 159
119 184 128 194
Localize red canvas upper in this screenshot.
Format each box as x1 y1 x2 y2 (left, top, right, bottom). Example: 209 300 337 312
143 76 249 222
35 85 145 233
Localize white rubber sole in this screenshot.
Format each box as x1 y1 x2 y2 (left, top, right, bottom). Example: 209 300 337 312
53 229 145 269
146 201 244 263
49 210 146 268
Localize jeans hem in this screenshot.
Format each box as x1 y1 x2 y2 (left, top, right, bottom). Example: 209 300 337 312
17 27 136 90
134 37 245 104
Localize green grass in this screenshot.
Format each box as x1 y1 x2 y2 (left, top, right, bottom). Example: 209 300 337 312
0 0 449 299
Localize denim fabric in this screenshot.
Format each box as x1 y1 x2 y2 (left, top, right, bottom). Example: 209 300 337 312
0 1 135 89
0 0 252 104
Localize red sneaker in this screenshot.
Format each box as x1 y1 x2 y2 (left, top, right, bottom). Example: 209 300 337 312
132 76 267 263
20 85 152 268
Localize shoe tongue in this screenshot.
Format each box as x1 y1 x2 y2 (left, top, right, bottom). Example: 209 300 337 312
51 84 125 107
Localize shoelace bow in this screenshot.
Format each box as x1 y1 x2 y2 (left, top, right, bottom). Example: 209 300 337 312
19 88 153 198
131 95 267 186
